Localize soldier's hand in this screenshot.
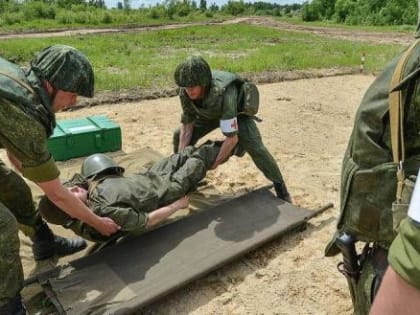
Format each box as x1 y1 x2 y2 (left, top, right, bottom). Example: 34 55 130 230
176 195 190 209
95 217 121 236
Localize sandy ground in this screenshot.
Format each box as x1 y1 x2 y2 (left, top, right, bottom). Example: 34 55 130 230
15 73 375 314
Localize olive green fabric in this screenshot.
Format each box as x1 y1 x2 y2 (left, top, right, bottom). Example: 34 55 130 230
175 70 284 185
0 55 55 136
38 143 221 242
329 42 420 249
180 71 241 134
0 98 59 182
174 56 212 87
30 45 94 98
0 159 44 304
0 203 22 306
0 51 61 306
174 115 285 185
389 217 420 290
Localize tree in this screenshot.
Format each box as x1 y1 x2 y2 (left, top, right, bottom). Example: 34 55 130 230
199 0 206 11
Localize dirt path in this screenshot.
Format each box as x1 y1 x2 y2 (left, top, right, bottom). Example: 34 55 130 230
1 16 412 45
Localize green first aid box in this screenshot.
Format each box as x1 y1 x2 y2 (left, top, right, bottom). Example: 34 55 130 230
47 115 122 161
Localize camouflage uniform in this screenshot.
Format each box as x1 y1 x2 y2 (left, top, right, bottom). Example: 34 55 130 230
0 72 58 305
325 27 420 314
38 142 221 242
0 45 93 310
382 1 420 302
173 70 286 187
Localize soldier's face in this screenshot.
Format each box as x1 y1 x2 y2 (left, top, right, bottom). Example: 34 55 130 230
52 90 78 112
185 86 206 100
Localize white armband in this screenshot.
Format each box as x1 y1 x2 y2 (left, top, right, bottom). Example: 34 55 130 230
220 117 238 134
408 169 420 223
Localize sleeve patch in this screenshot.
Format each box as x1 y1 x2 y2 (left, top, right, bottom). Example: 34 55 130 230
220 117 238 133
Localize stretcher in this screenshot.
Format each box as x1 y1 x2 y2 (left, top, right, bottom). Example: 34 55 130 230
24 186 329 315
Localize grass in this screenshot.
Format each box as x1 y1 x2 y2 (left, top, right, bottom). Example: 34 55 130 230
0 23 405 92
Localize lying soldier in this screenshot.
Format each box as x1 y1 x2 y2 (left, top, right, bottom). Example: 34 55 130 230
37 141 224 242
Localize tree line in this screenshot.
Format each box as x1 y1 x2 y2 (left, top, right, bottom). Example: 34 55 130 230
0 0 417 28
302 0 418 26
0 0 301 27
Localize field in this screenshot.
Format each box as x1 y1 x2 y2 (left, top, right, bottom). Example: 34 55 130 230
2 16 413 314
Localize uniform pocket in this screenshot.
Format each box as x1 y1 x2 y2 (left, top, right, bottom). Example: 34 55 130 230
341 160 397 243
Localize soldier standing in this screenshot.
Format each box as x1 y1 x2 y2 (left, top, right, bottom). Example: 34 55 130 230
0 45 120 315
172 56 291 202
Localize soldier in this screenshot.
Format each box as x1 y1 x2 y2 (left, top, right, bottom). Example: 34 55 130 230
0 45 120 315
172 56 291 203
324 15 420 315
38 141 223 242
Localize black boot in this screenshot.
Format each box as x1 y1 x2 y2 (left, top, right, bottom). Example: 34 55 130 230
0 294 26 315
31 221 87 261
273 182 292 203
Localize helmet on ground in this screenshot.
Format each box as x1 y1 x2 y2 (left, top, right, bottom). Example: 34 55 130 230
30 44 94 98
174 56 212 87
81 153 125 179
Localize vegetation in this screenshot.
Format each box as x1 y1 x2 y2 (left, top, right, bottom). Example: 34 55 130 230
0 0 416 93
1 23 403 92
302 0 418 26
0 0 301 31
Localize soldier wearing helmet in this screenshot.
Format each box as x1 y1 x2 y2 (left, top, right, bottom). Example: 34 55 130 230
0 45 119 315
173 56 291 202
37 141 223 242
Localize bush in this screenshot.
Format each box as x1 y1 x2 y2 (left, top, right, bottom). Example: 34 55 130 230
102 12 113 24
56 11 75 24
3 12 23 25
23 2 56 20
148 8 160 19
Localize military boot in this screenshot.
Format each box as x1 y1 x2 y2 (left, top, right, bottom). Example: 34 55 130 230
273 181 292 203
0 294 26 315
31 221 87 261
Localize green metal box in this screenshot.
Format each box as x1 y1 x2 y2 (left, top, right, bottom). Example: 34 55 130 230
47 115 122 161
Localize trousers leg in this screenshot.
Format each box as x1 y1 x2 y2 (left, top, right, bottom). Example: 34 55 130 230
0 202 23 305
0 159 42 236
237 116 285 183
157 142 222 205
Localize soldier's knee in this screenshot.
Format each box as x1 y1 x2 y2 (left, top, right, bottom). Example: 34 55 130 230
243 142 267 157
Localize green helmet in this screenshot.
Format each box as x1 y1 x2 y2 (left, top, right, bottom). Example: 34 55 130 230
81 153 124 179
31 44 94 98
174 56 212 87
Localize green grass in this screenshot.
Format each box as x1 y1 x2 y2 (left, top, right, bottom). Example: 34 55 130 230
0 23 405 92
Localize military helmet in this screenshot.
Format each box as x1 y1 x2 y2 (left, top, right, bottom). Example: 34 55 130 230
81 153 125 179
174 56 212 87
31 44 94 97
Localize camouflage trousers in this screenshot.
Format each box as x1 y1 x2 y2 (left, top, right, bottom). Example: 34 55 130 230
0 159 42 305
173 115 285 185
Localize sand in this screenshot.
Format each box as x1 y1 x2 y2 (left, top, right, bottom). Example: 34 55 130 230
15 74 375 314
